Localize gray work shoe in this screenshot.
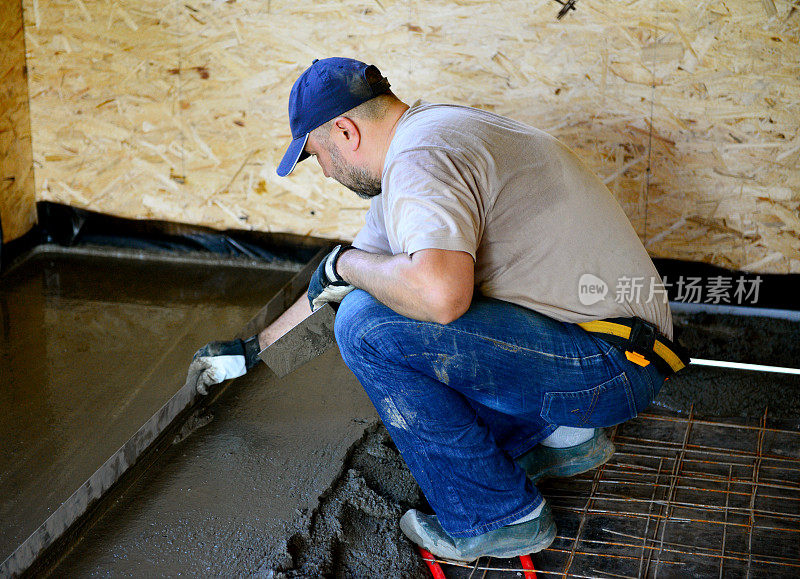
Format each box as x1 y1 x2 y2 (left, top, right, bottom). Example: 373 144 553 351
399 503 556 562
516 428 615 483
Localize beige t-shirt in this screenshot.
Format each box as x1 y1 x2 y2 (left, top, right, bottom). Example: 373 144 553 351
353 101 673 339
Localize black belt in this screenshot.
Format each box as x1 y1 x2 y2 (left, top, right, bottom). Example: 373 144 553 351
577 317 690 376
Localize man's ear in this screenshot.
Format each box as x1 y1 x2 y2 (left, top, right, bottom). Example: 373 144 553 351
332 117 361 152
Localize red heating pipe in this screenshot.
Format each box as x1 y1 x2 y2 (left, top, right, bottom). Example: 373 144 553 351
417 547 446 579
519 554 538 578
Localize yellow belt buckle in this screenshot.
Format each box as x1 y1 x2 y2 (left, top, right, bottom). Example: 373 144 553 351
625 350 651 367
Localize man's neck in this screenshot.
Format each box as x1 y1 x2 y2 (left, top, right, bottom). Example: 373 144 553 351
374 100 410 175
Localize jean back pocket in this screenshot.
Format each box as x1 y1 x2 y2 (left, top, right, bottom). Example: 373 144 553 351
541 372 647 428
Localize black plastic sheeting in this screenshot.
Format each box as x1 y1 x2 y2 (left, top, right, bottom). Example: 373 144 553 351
653 258 800 313
34 201 332 262
4 201 800 313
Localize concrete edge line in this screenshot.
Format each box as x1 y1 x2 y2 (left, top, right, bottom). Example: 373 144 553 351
0 382 197 577
0 247 329 577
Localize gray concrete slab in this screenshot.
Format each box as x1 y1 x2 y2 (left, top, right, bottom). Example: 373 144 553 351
55 347 379 576
0 248 294 564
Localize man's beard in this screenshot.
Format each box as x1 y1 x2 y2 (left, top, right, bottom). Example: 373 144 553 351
327 142 382 199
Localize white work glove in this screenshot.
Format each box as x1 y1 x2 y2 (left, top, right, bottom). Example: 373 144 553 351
185 335 261 395
307 244 357 311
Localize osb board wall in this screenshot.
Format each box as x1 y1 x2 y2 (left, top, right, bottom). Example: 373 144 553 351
1 0 36 243
22 0 800 272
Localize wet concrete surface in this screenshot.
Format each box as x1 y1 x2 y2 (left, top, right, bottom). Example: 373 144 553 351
49 307 800 577
0 248 294 564
55 347 383 577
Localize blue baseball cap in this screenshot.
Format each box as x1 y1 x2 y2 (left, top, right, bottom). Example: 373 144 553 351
276 57 391 177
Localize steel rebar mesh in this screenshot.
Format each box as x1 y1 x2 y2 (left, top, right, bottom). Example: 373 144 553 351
430 408 800 578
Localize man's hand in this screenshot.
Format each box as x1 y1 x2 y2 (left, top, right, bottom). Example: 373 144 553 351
185 336 261 395
307 245 356 310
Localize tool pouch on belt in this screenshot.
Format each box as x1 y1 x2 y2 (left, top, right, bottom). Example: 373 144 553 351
577 317 690 377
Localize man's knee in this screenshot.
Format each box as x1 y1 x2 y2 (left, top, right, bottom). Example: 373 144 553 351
335 289 421 369
334 289 384 361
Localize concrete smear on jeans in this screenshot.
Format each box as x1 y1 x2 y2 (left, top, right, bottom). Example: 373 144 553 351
55 310 800 577
0 249 293 563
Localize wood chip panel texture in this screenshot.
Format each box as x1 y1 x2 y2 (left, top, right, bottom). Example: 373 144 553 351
21 0 800 272
1 0 36 243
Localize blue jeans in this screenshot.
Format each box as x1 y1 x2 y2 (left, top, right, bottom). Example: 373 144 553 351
334 290 666 538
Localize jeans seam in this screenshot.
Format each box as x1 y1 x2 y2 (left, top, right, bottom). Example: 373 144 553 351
357 319 609 362
579 387 600 426
623 372 636 417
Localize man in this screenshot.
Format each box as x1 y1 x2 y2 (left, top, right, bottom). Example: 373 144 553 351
186 57 687 561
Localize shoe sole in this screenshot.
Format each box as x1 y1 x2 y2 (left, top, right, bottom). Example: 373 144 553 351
528 438 615 483
401 513 558 563
478 520 557 560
